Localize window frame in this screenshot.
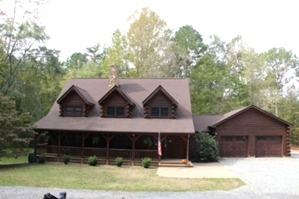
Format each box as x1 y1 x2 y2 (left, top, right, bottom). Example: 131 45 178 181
150 107 169 118
65 106 83 116
107 106 125 117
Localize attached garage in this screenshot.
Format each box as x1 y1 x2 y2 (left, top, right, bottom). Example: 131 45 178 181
192 105 291 159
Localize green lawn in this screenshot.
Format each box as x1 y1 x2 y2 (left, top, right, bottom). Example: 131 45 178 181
0 163 244 191
0 156 28 164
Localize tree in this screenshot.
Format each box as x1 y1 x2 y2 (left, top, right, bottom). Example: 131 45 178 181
190 35 248 114
172 25 206 77
0 93 35 157
126 7 173 77
0 0 63 120
100 29 132 77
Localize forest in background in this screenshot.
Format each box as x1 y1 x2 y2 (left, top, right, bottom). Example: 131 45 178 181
1 0 299 145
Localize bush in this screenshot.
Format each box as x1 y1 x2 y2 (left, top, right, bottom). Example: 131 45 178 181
63 155 70 164
38 155 46 164
115 157 123 167
194 132 219 162
141 157 152 168
88 155 98 166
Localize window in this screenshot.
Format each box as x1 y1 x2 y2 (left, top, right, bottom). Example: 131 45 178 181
151 107 169 117
257 137 267 141
65 106 82 116
271 136 281 142
236 136 247 141
107 106 124 116
223 137 232 141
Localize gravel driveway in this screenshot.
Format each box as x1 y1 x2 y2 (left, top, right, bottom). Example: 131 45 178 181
1 154 299 199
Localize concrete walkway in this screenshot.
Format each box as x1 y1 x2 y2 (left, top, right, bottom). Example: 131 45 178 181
157 162 238 178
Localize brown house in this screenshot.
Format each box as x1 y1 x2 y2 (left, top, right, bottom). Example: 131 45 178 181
34 76 194 165
192 105 291 158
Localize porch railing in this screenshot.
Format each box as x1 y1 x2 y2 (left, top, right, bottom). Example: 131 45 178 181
36 145 159 161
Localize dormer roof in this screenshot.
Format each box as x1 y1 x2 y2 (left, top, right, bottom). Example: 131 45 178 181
142 85 178 107
57 85 95 106
98 85 135 107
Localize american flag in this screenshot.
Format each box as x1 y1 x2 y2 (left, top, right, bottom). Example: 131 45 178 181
158 132 162 156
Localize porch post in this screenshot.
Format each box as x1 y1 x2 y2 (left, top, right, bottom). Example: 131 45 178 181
132 134 135 166
106 134 110 165
81 133 84 164
58 132 61 162
34 132 38 154
186 134 190 162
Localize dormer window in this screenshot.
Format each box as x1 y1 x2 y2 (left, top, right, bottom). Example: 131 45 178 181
107 106 125 116
143 85 178 119
151 107 169 117
65 106 83 116
98 86 135 118
56 85 95 117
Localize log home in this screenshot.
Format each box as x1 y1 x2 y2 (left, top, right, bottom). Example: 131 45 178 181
34 67 291 165
34 67 194 165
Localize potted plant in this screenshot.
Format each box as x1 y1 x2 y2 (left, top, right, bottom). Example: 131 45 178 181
143 136 152 148
115 156 123 167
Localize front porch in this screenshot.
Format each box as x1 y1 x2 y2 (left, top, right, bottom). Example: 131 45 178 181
35 131 192 166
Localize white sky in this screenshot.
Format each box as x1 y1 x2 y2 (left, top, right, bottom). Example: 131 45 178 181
40 0 299 61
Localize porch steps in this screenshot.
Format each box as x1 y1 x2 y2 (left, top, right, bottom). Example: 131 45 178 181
158 160 193 167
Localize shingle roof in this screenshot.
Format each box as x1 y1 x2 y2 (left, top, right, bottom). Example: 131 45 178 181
192 115 223 132
211 105 291 127
193 105 291 131
142 85 178 106
98 85 135 107
57 85 95 106
35 78 195 134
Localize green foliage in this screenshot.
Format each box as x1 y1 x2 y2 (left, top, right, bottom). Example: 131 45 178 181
127 7 174 77
38 155 46 164
194 132 219 162
141 157 152 168
0 0 64 120
63 155 70 165
143 136 152 147
115 156 123 167
88 155 98 166
0 93 35 157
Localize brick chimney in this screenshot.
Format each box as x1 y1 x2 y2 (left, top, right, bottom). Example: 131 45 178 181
108 65 119 89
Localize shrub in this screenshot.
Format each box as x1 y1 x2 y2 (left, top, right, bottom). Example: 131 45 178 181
88 155 98 166
63 155 70 164
115 156 123 167
194 132 219 162
141 157 152 168
38 155 46 164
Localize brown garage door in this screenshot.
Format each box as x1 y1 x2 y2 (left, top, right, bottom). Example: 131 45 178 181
220 136 248 157
256 136 282 157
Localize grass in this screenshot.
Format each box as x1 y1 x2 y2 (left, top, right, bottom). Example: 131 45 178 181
0 156 28 164
0 163 244 191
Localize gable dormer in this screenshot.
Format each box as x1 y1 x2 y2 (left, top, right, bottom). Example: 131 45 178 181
143 85 178 119
98 85 135 118
57 85 95 117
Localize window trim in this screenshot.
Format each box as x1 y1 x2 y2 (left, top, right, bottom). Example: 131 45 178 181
65 106 83 116
150 107 169 118
107 106 125 117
